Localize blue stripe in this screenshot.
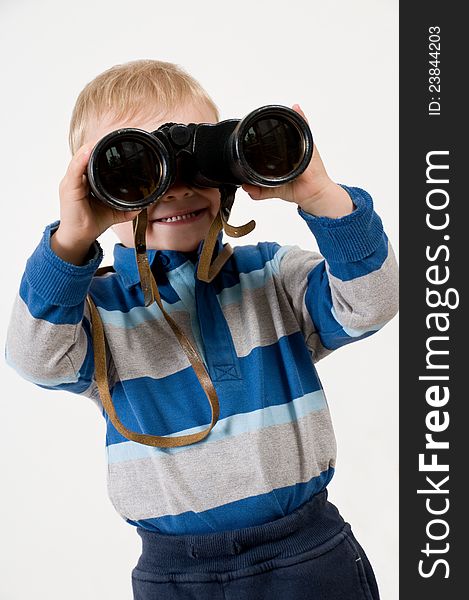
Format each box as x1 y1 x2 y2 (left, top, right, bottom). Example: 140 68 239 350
195 276 242 381
166 262 207 363
36 377 92 394
305 261 387 350
19 275 85 325
297 186 384 265
105 331 322 445
331 307 386 337
93 250 286 328
107 388 327 462
208 241 283 295
229 241 281 276
126 468 334 534
305 262 358 351
90 269 180 312
327 234 389 282
217 246 290 307
96 295 186 327
88 242 284 313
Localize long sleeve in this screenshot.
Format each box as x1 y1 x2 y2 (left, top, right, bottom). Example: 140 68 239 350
270 185 399 362
5 221 105 407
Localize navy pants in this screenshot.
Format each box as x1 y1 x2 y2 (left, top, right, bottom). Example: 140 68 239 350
131 490 380 599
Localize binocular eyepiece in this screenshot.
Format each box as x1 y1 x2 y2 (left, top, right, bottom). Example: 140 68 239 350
87 105 314 211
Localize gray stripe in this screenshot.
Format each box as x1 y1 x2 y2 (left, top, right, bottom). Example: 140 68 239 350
107 407 336 520
5 294 88 385
103 311 199 380
328 242 399 331
221 277 301 357
102 268 317 384
273 246 330 361
274 242 398 359
102 279 306 381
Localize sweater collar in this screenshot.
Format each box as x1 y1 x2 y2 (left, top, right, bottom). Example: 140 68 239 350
113 231 225 288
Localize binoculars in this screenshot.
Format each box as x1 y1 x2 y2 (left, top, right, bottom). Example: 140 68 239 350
87 105 314 211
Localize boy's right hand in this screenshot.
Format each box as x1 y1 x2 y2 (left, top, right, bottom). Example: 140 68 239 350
51 144 142 265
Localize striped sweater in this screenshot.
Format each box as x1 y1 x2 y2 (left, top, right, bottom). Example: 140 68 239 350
5 185 398 535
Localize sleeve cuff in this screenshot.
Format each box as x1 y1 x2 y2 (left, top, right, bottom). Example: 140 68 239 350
25 221 104 306
297 185 384 262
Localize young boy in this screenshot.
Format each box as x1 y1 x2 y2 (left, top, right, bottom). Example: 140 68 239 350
6 59 398 599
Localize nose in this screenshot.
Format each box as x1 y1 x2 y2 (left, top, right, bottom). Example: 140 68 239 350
160 181 194 202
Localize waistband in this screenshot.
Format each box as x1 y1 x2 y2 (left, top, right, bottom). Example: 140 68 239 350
135 490 347 575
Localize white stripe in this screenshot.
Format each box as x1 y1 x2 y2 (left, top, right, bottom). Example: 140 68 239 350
107 389 327 463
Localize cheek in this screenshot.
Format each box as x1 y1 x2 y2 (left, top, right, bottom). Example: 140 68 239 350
112 221 135 246
208 190 221 214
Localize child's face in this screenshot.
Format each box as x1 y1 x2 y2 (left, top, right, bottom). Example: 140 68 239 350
83 103 221 251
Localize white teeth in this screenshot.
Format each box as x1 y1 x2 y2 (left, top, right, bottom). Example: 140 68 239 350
160 211 198 222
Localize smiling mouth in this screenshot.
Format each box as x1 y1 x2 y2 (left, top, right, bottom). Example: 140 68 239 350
152 208 207 224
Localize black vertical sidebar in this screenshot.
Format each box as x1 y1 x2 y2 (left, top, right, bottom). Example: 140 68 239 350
400 3 467 598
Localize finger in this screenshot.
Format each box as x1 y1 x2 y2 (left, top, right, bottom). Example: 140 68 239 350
63 145 93 192
88 193 139 219
123 209 143 222
242 183 272 200
292 103 309 123
112 207 143 224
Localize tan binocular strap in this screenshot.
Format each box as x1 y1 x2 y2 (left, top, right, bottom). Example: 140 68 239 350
86 199 255 448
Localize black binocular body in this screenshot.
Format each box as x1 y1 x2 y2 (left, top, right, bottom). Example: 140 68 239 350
87 105 314 211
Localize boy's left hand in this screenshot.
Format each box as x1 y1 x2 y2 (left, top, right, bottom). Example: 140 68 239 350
241 104 355 219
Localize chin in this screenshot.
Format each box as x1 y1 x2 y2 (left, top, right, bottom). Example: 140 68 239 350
148 237 200 253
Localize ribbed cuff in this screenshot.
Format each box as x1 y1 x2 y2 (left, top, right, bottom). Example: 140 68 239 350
25 221 104 306
297 185 384 263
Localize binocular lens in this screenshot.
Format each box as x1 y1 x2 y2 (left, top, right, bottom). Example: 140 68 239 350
241 117 304 178
96 137 161 204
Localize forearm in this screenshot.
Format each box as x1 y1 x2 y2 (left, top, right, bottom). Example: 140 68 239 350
50 226 96 266
304 186 398 338
298 181 355 219
275 186 398 358
5 222 103 390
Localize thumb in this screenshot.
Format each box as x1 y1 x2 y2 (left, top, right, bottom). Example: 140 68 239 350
292 103 309 124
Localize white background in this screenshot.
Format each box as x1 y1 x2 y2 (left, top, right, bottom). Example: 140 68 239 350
0 0 398 598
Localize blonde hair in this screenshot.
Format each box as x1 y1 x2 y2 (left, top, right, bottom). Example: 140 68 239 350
69 59 220 154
